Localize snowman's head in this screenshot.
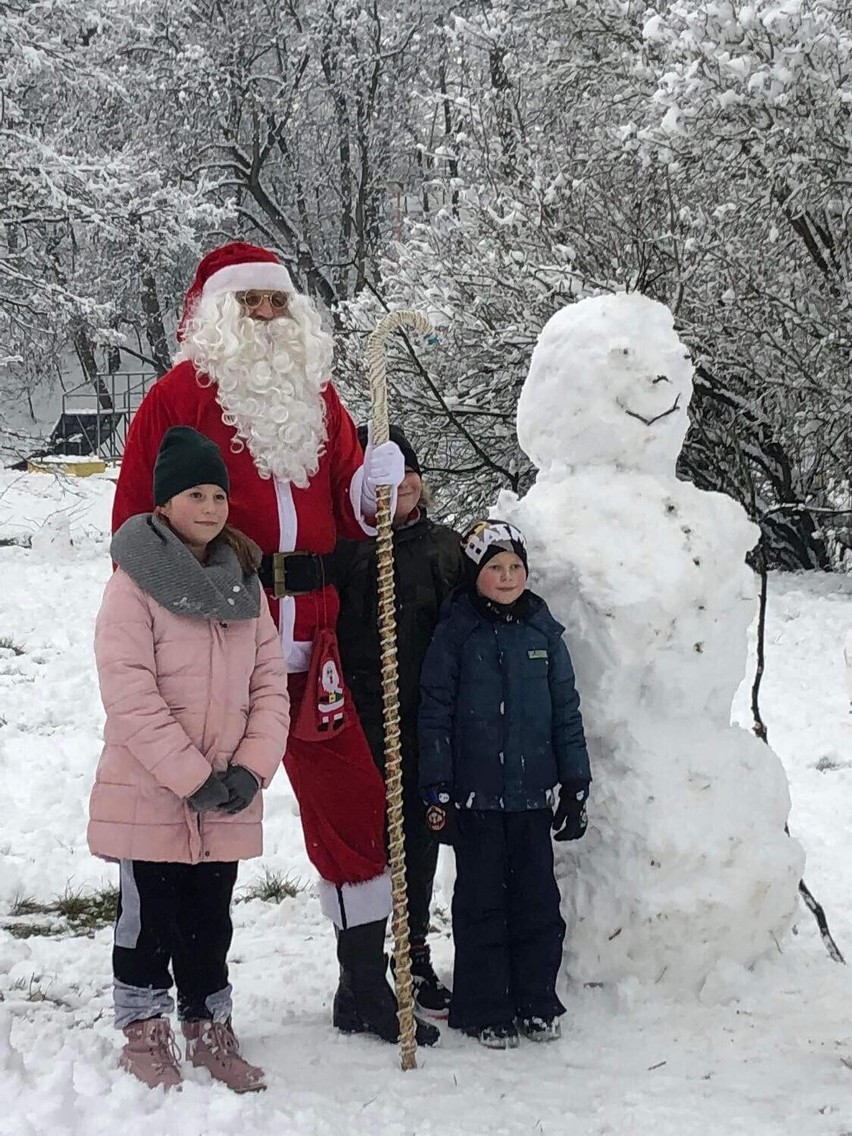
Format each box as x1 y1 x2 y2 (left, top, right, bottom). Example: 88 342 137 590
517 293 694 475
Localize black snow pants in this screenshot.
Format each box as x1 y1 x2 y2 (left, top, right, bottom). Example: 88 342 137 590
402 780 440 945
112 859 238 1029
448 809 566 1031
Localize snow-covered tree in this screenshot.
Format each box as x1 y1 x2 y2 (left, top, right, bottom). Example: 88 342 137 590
638 0 852 566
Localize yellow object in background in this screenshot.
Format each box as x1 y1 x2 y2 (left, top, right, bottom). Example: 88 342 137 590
27 457 106 478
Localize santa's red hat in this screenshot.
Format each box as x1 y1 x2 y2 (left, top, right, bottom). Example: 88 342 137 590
178 241 295 338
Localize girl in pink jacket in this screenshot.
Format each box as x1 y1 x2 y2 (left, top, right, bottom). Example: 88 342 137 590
90 426 289 1093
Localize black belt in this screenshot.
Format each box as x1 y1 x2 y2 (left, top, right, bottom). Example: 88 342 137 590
259 552 334 598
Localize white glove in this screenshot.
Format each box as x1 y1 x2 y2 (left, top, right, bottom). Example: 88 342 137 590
360 424 405 518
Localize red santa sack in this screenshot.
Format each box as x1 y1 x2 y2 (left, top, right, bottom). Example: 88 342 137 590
292 628 358 741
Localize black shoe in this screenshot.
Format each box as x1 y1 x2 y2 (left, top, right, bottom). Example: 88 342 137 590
332 977 440 1047
392 944 452 1020
462 1023 519 1050
517 1016 561 1043
413 1014 441 1047
333 921 440 1047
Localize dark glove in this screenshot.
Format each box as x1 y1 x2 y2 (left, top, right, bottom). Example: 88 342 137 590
422 783 456 846
187 772 230 813
552 782 589 842
218 765 260 815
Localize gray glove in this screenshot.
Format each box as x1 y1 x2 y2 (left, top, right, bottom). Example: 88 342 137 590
187 772 230 812
218 766 260 815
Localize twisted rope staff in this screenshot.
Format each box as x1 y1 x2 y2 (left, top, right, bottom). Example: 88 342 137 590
366 310 433 1072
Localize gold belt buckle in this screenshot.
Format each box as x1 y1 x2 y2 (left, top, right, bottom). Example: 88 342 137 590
271 552 288 598
271 551 317 598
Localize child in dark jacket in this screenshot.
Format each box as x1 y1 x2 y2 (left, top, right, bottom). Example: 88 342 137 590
335 425 465 1017
418 519 591 1049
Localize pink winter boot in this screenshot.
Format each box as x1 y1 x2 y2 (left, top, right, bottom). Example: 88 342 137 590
182 1020 266 1093
119 1018 183 1090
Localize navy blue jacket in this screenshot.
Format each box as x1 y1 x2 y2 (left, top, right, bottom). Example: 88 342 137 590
418 589 591 811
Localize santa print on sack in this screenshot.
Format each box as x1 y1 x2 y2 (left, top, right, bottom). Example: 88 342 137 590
293 628 354 741
318 659 345 731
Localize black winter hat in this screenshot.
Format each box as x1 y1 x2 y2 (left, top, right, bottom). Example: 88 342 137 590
461 519 529 581
153 426 230 506
357 424 421 477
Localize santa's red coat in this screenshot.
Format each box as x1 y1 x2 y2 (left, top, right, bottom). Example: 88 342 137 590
113 361 390 903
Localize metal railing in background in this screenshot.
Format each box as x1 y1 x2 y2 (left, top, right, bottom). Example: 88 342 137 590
56 371 156 461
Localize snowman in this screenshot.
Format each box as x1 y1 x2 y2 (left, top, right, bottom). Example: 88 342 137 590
498 293 803 991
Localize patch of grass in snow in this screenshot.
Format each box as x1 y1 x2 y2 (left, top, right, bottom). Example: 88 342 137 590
7 976 73 1007
0 636 24 656
239 867 304 904
5 885 118 938
813 754 852 772
54 885 119 930
9 897 43 918
0 534 31 548
5 922 56 940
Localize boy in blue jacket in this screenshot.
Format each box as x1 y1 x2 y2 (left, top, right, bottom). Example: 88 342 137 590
419 520 591 1050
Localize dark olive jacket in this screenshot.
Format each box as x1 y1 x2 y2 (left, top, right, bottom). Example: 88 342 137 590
333 512 465 777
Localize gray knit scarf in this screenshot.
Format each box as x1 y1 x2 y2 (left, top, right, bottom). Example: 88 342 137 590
110 514 261 622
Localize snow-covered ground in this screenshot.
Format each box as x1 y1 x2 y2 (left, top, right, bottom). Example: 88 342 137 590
0 467 851 1136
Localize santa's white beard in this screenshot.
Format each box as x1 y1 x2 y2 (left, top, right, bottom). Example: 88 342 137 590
178 293 333 488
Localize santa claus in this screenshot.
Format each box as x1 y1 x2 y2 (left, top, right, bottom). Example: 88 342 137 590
113 241 438 1046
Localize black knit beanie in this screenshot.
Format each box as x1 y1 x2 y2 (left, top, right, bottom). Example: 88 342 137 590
357 424 421 477
461 519 529 583
153 426 230 506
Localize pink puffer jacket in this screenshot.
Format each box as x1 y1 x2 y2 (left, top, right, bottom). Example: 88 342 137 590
88 568 290 864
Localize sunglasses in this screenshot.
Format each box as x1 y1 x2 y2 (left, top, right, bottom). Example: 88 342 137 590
235 289 290 312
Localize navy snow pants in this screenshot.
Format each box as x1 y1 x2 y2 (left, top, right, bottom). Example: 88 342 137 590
449 808 566 1031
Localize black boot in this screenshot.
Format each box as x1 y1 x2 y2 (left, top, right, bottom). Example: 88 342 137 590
333 920 440 1047
391 942 452 1019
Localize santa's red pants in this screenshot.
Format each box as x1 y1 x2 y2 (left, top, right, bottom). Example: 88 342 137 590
283 672 391 928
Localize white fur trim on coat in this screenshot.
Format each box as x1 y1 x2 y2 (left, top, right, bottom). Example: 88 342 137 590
318 871 393 929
